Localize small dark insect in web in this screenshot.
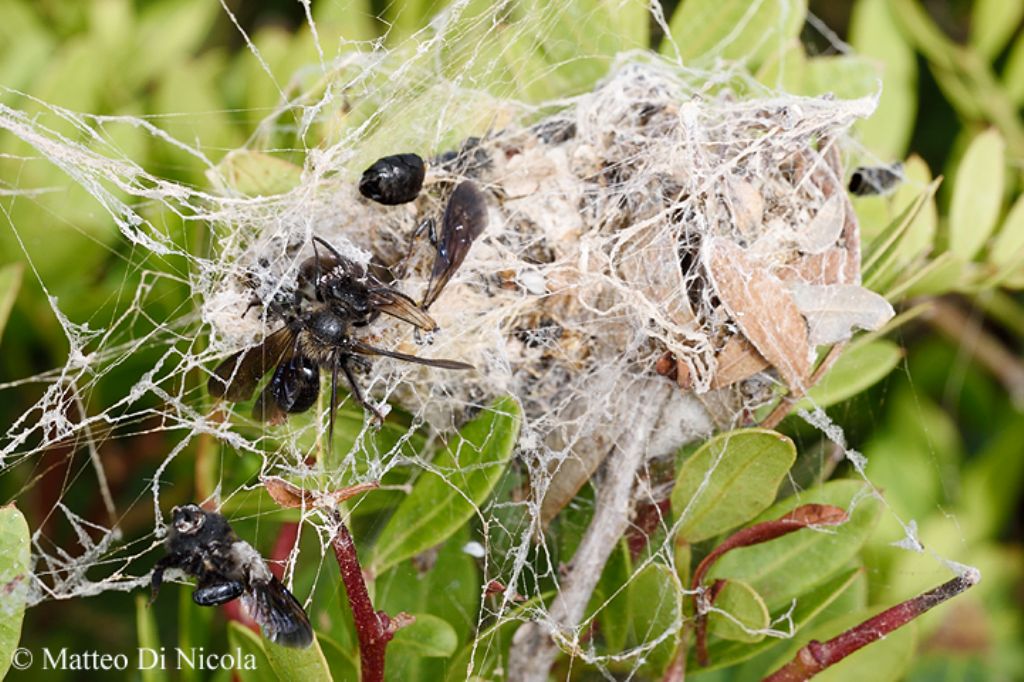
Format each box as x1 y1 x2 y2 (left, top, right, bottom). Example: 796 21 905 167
359 153 426 205
150 505 313 648
208 180 489 446
848 163 903 196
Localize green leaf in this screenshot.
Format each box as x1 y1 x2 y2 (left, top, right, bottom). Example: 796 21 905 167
892 252 961 299
315 633 360 682
389 614 458 658
863 175 942 291
802 55 878 100
702 567 862 671
970 0 1024 60
178 586 214 682
707 480 881 611
597 563 681 675
706 580 769 643
134 595 168 682
1005 29 1024 105
368 396 521 575
662 0 807 68
227 622 278 682
986 193 1024 282
127 0 219 90
313 0 376 43
375 526 480 651
212 151 304 197
672 429 796 543
0 505 30 679
948 129 1006 261
594 542 633 653
0 262 24 343
263 634 333 682
850 0 917 158
444 592 555 682
797 340 903 410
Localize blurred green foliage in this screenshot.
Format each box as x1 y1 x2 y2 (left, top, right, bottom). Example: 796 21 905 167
1 0 1023 680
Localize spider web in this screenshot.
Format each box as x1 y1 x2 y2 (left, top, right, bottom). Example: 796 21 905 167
0 1 973 678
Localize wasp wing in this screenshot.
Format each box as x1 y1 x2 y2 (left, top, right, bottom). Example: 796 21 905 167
244 577 314 649
367 286 438 331
350 339 473 370
209 326 295 403
422 180 488 308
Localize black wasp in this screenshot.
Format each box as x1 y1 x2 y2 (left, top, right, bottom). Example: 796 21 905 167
150 504 313 648
209 176 488 443
848 163 903 196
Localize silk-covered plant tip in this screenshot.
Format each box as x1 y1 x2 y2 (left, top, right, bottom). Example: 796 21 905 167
0 0 1023 681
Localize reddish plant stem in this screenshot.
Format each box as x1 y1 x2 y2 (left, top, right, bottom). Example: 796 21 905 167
690 504 848 667
331 514 410 682
763 570 980 682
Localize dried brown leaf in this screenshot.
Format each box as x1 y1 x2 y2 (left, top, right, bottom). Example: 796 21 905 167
710 335 770 388
705 238 811 390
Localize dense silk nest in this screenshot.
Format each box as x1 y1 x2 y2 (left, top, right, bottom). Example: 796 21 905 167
205 59 890 520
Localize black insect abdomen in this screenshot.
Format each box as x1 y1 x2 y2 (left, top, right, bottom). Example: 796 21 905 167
359 153 426 205
269 355 320 413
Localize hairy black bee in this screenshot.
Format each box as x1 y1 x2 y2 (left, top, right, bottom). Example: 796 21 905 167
209 180 488 443
848 163 903 196
150 504 313 648
359 153 426 205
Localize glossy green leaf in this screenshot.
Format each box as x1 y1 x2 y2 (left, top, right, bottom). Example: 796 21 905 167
948 129 1006 261
444 592 555 682
970 0 1024 60
594 542 634 654
707 480 882 610
0 262 24 343
663 0 807 67
315 633 360 682
134 595 168 682
597 563 681 675
227 622 278 682
702 567 862 671
368 396 521 575
263 634 332 682
850 0 917 158
0 505 30 679
375 526 479 651
389 613 458 658
672 429 796 543
706 580 769 643
798 340 903 410
213 151 304 197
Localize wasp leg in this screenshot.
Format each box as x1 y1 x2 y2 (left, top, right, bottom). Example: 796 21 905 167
193 580 245 606
149 553 186 606
338 355 384 426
